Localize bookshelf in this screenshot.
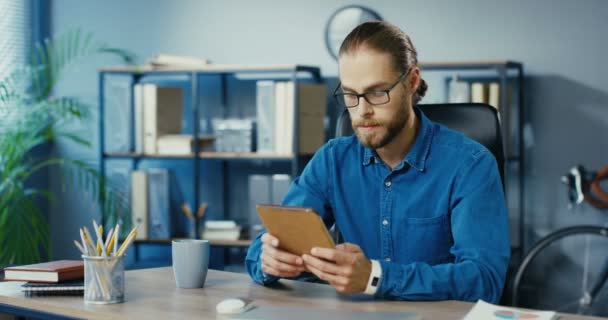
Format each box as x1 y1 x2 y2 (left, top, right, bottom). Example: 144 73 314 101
421 60 525 256
98 64 324 268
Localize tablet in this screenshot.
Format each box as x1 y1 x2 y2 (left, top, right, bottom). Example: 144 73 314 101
256 204 335 256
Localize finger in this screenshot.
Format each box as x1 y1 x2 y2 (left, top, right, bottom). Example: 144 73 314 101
261 263 300 278
310 247 353 265
261 233 279 247
262 252 304 274
263 244 304 266
306 261 348 286
336 243 361 253
303 254 350 277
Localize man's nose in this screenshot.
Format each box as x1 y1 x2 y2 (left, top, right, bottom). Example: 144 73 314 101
357 97 374 116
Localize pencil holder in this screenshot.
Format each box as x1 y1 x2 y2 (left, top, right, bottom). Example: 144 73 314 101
82 255 125 304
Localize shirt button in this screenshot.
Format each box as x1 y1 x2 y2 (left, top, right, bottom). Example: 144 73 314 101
385 180 392 187
385 258 391 262
382 219 388 226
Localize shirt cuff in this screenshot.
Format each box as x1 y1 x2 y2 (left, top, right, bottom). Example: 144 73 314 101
258 256 279 285
364 259 382 295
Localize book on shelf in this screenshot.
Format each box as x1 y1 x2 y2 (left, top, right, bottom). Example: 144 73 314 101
463 300 557 320
104 75 134 153
106 161 132 225
142 84 183 155
448 74 470 103
131 170 149 240
134 83 145 153
271 174 291 205
130 169 171 240
148 54 210 68
156 134 215 155
249 175 271 233
202 220 241 241
260 81 326 155
256 81 276 153
471 82 488 104
3 260 84 283
21 279 84 297
147 169 171 239
488 82 500 110
248 174 292 234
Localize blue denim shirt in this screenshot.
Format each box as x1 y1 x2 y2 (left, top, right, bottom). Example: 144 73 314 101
245 108 510 303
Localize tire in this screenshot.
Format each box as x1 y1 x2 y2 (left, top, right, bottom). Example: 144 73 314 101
512 226 608 316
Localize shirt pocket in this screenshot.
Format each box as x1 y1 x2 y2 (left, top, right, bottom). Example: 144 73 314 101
398 214 453 265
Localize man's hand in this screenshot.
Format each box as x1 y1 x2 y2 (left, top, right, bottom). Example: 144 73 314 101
302 243 372 294
261 233 306 278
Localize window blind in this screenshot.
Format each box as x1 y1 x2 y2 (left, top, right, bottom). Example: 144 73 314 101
0 0 30 131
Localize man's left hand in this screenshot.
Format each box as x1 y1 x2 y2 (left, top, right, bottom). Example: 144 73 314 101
302 243 371 294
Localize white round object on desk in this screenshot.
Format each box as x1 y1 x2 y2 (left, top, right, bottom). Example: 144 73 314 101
216 298 248 314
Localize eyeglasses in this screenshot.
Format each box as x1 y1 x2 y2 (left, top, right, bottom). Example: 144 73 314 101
333 70 409 108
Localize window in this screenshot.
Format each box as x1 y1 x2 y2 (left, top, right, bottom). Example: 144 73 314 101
0 0 31 130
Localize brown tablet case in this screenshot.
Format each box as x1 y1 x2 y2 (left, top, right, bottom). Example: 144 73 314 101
256 204 335 256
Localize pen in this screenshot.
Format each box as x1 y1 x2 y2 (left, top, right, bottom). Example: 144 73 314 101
116 227 138 257
73 240 85 254
104 228 114 256
113 224 120 256
78 228 88 255
92 220 103 256
93 221 107 257
82 227 97 255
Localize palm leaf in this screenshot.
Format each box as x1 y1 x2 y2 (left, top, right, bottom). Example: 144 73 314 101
0 28 136 267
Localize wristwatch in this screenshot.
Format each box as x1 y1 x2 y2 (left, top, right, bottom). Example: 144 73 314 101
364 260 382 295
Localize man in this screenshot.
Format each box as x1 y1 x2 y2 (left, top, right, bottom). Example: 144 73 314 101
246 21 510 303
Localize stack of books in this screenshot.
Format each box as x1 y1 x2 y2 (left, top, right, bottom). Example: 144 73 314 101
201 220 241 241
148 54 210 69
156 134 215 155
3 260 85 297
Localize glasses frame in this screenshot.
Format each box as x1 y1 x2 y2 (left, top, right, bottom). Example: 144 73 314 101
333 70 410 108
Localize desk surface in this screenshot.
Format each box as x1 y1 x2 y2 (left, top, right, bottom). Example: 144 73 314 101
0 267 603 320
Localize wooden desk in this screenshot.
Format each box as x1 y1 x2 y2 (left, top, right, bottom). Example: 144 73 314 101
0 268 603 320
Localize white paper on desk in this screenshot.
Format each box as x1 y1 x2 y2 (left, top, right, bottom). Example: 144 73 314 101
463 300 557 320
229 305 421 320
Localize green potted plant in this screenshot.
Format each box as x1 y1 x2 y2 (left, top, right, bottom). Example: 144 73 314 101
0 29 136 266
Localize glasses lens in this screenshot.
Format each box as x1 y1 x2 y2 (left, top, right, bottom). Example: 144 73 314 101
365 91 389 105
338 94 359 107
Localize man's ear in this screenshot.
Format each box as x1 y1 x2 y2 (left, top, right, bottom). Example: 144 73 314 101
408 67 421 92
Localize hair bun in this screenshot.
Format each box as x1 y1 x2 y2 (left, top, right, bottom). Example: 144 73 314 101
414 79 428 104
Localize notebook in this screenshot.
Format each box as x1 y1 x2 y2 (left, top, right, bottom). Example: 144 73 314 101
463 300 557 320
21 280 84 297
3 260 84 283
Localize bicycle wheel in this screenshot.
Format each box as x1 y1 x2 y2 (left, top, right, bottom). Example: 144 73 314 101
512 226 608 316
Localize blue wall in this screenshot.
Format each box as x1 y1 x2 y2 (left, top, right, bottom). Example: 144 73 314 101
48 0 608 266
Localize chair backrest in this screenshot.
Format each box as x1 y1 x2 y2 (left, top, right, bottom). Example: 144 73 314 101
335 103 505 185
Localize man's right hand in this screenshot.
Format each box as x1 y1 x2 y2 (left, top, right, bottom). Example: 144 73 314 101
261 233 306 278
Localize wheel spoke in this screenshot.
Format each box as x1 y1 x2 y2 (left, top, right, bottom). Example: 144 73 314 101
582 235 591 296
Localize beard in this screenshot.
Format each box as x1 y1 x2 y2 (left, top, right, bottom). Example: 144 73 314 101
352 108 409 149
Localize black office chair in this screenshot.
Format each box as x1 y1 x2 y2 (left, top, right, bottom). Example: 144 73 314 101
332 103 505 243
335 103 505 183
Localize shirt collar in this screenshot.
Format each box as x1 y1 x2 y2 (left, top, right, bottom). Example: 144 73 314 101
361 107 434 172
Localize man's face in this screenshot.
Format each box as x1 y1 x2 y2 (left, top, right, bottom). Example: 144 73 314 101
338 47 414 149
